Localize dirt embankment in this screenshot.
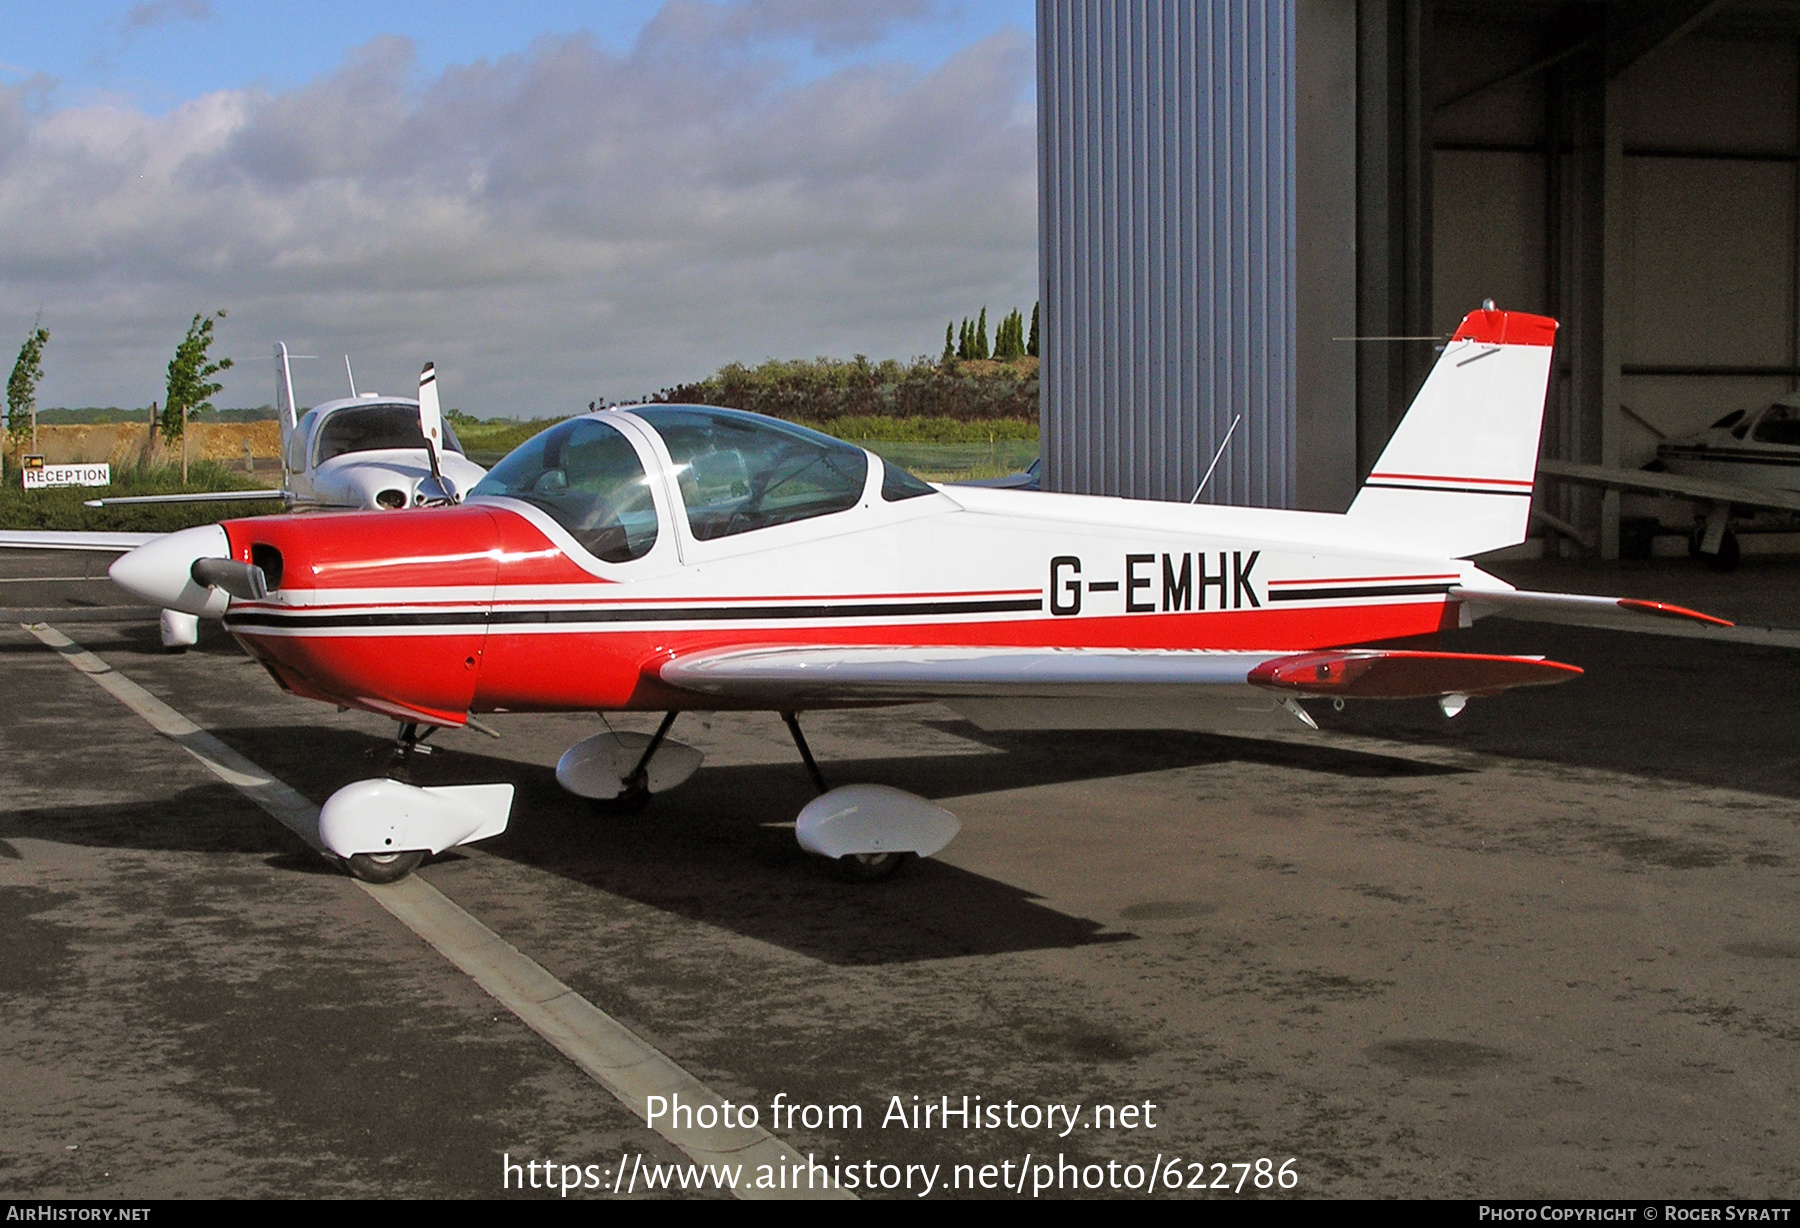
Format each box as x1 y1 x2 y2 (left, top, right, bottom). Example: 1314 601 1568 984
3 422 282 470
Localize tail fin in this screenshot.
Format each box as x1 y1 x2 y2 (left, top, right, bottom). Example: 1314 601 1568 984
274 342 298 439
1346 307 1556 558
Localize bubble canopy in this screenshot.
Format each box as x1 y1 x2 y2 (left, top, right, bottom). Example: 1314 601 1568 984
469 416 659 563
471 406 933 562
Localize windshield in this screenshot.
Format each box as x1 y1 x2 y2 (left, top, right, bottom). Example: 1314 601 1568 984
635 406 868 540
1752 404 1800 447
314 403 465 463
469 416 658 563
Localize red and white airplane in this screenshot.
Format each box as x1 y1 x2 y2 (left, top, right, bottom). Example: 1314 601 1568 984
105 307 1728 884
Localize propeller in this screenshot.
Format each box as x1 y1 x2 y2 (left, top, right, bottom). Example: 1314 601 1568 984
416 362 460 504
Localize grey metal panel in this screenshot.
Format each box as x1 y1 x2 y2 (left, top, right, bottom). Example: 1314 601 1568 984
1039 0 1298 508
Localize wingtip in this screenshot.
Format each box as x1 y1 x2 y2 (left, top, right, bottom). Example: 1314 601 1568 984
1616 598 1734 628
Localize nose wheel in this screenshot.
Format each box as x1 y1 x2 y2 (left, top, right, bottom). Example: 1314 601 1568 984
835 851 908 881
343 849 426 884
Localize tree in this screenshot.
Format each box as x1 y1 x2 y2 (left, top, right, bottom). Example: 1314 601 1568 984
162 310 233 482
994 308 1026 361
975 307 989 360
1028 301 1039 357
6 318 49 478
943 322 955 363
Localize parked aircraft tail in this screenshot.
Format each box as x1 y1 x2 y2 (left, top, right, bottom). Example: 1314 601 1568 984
1345 306 1556 558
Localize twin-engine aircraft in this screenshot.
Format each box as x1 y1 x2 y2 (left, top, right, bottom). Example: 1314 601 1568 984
1 347 486 647
107 307 1727 884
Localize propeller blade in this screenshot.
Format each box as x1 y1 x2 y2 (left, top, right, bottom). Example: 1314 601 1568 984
416 361 458 503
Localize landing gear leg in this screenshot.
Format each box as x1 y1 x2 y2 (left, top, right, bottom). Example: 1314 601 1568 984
780 711 828 794
1692 503 1740 572
781 711 906 881
383 722 437 783
591 711 677 814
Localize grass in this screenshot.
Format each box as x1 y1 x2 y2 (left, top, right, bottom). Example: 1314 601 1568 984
451 409 1040 480
0 461 284 533
857 439 1038 482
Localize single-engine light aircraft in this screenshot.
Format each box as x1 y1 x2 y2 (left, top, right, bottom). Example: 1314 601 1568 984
1537 394 1800 571
0 347 485 647
106 307 1728 884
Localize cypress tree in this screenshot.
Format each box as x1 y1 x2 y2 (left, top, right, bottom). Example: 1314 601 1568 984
992 308 1017 361
976 307 989 360
943 322 955 362
1028 302 1039 357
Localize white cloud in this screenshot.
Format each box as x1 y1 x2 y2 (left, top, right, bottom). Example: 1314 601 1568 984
0 6 1036 416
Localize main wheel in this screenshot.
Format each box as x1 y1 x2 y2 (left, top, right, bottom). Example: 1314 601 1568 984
835 851 909 882
343 849 426 884
587 785 651 815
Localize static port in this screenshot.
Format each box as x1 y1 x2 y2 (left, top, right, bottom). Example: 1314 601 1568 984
376 489 406 509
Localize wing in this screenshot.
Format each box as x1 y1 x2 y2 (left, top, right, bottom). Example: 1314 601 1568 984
81 489 288 508
660 645 1579 706
0 529 161 551
1535 458 1800 514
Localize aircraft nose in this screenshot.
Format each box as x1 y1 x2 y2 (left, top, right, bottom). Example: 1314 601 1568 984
109 524 233 616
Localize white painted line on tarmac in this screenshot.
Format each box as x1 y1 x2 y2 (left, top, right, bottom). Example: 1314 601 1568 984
27 621 849 1201
26 622 325 851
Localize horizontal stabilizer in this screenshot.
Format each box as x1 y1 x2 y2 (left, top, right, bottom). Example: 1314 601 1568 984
1450 586 1732 631
1248 649 1580 699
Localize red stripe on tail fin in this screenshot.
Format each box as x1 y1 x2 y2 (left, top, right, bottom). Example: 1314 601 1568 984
1450 309 1558 347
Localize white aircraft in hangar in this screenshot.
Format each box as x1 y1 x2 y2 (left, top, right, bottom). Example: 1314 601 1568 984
0 346 487 646
1537 395 1800 570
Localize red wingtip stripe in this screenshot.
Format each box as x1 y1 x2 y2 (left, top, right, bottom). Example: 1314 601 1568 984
1450 309 1558 347
1248 649 1581 700
1616 598 1734 628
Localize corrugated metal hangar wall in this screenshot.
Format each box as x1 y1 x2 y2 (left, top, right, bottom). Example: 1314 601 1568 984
1038 0 1298 508
1041 0 1800 556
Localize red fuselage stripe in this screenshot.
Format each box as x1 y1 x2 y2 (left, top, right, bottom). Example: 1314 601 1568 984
1367 472 1534 487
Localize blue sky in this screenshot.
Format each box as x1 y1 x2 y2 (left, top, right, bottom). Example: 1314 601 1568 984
5 2 1032 112
0 1 1038 413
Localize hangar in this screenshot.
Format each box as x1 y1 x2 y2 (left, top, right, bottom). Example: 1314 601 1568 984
1038 0 1800 559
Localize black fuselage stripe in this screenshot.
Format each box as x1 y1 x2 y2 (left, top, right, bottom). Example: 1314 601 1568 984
1364 481 1533 497
1268 583 1453 602
225 597 1045 630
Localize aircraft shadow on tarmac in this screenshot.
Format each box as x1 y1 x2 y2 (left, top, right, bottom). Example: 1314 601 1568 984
3 721 1463 967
